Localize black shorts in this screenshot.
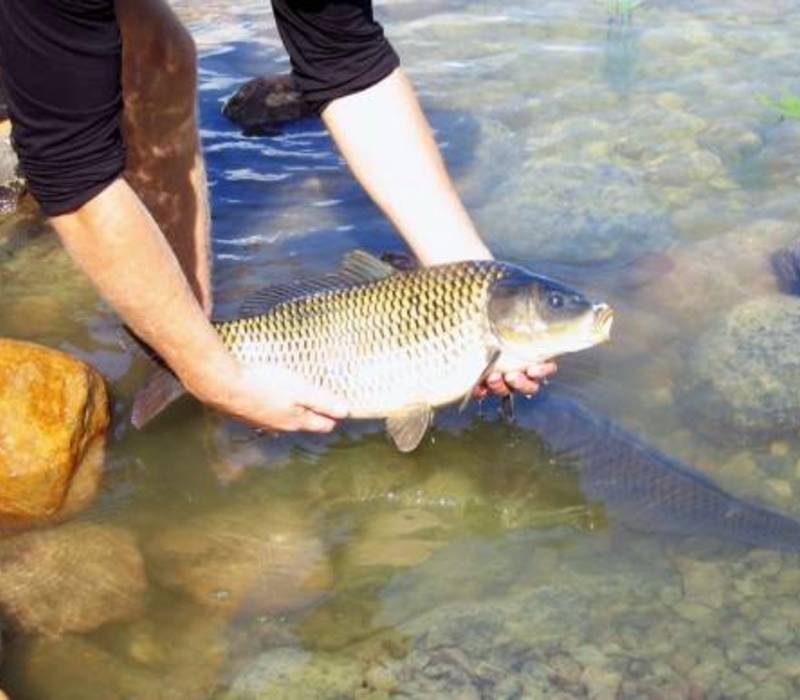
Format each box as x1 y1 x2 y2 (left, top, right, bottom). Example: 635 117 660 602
0 0 399 217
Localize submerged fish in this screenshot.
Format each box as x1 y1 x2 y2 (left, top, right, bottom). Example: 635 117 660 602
133 251 613 451
520 393 800 553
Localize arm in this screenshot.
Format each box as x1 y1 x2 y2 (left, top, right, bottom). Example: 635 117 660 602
321 68 491 266
52 178 347 432
322 70 555 395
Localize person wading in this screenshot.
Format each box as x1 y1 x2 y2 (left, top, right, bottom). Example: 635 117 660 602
0 0 556 433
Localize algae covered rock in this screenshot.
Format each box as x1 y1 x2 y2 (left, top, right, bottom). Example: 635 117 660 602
221 647 363 700
475 162 672 264
0 522 147 635
680 295 800 444
146 501 333 615
0 339 109 525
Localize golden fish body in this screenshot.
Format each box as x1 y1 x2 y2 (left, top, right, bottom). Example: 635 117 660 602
216 261 505 419
211 251 613 451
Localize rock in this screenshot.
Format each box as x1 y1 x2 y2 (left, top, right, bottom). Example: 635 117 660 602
0 131 25 219
673 558 727 609
680 295 800 443
0 522 147 635
0 339 109 525
474 162 672 264
222 74 315 136
638 219 800 325
221 647 363 700
11 622 224 700
146 500 333 615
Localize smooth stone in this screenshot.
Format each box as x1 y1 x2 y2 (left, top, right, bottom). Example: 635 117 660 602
0 523 147 635
146 501 333 615
13 625 223 700
0 339 109 525
680 295 800 444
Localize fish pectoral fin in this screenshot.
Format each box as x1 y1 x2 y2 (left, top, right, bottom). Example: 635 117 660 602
386 404 434 453
131 366 187 429
459 348 501 412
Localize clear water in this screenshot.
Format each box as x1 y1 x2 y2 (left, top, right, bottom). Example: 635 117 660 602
2 0 800 697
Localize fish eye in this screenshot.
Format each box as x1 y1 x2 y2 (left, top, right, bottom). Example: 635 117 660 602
547 292 564 309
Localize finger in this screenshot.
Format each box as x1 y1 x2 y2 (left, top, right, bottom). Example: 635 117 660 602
297 410 338 433
505 372 540 395
485 373 511 397
525 361 557 379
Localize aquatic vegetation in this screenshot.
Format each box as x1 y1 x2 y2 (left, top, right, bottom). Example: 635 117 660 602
607 0 642 23
759 94 800 121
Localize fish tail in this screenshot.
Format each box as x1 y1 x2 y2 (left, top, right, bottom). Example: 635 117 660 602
131 366 187 429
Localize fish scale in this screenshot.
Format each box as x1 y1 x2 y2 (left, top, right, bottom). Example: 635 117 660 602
215 261 507 417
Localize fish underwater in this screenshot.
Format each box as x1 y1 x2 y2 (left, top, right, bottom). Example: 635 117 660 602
132 250 613 451
520 392 800 553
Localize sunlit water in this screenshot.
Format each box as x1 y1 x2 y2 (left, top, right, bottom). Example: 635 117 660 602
2 0 800 697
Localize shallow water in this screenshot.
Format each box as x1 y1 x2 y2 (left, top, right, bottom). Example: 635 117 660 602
2 0 800 697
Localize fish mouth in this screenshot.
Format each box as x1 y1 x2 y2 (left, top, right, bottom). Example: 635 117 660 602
592 303 614 340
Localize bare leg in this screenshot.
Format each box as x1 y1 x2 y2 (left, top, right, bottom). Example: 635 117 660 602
115 0 212 312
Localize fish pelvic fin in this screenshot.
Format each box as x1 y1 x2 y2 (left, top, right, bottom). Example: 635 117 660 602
131 366 187 429
386 404 434 453
238 249 397 317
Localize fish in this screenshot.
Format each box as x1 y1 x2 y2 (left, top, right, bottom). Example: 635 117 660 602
519 392 800 552
132 250 613 451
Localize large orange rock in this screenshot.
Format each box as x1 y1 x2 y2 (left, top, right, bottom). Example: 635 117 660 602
0 338 109 524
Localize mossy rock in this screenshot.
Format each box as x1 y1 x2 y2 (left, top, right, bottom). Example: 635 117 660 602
680 295 800 444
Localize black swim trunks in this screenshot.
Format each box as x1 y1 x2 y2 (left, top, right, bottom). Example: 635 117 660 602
0 0 398 217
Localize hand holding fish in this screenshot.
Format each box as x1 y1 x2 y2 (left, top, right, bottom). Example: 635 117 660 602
190 363 349 434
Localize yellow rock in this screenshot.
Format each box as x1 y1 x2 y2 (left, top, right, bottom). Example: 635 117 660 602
0 120 9 137
0 339 109 524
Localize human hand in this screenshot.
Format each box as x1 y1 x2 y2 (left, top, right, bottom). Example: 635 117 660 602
473 360 558 399
189 362 349 433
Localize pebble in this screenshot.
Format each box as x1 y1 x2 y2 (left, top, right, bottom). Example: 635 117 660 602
672 601 715 624
769 441 791 458
765 478 793 504
364 665 398 693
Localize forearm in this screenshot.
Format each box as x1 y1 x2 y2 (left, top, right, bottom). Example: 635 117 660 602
51 178 235 396
322 68 492 266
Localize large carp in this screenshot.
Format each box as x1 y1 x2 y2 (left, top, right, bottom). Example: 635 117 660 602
133 250 612 451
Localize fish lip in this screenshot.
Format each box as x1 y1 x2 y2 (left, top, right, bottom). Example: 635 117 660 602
592 302 614 340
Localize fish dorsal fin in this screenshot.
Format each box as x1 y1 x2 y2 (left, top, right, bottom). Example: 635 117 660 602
386 404 433 453
239 249 396 317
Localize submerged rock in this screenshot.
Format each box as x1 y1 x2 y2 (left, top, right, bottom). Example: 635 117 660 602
0 522 147 635
222 74 315 136
146 500 333 615
680 295 800 444
0 339 109 525
475 162 672 264
221 647 363 700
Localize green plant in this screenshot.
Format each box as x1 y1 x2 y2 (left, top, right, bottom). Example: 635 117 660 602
607 0 642 21
759 94 800 121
